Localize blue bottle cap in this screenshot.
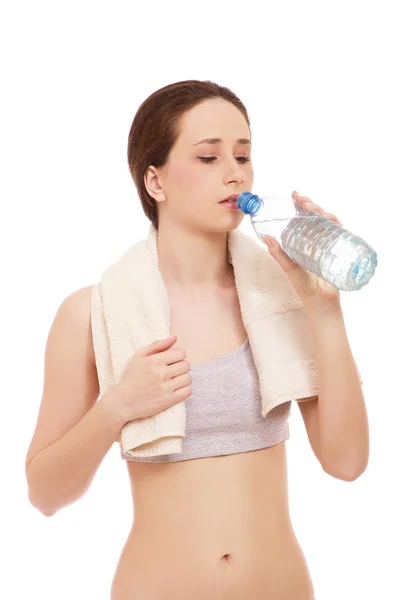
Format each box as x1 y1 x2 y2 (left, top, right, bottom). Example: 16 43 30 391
236 192 264 215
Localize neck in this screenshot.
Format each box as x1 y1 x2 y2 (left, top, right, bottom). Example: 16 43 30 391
155 220 233 291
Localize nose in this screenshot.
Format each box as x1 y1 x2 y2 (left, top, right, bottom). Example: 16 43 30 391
223 157 245 185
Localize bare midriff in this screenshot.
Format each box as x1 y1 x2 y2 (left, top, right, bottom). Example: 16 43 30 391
110 442 315 600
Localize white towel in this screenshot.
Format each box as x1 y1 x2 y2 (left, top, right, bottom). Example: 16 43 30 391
91 224 321 458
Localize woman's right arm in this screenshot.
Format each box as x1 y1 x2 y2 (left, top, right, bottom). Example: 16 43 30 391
25 285 126 517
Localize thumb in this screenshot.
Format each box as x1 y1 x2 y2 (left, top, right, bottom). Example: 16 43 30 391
263 235 297 274
139 334 178 357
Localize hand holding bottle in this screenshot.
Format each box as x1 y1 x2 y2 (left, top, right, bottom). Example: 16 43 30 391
263 191 343 305
237 190 377 297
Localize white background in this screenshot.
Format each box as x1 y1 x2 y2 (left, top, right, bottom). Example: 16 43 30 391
1 1 399 599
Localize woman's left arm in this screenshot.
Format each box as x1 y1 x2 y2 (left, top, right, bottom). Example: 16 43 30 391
264 190 369 481
299 300 369 481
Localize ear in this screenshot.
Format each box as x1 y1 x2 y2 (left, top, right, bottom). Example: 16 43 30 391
144 166 167 204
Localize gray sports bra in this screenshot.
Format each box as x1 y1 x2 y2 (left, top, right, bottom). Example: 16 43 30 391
122 337 291 463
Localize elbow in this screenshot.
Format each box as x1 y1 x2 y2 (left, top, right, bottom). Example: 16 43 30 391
27 487 57 517
322 457 369 482
26 476 89 516
334 466 367 482
26 463 57 517
39 506 57 518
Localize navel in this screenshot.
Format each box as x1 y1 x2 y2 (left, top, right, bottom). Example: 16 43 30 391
220 553 232 562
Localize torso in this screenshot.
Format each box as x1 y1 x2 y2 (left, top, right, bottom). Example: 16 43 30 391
109 273 315 600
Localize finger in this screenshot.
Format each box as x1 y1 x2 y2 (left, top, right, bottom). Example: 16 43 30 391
161 346 187 365
302 201 323 213
293 191 313 204
292 191 322 211
302 204 342 226
168 372 192 393
139 335 177 357
167 359 191 379
170 384 193 404
325 213 343 226
263 235 298 272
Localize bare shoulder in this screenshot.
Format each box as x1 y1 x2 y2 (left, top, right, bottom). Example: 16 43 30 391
55 284 97 362
62 283 95 309
25 284 99 471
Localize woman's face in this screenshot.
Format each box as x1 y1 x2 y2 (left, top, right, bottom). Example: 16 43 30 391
146 98 254 233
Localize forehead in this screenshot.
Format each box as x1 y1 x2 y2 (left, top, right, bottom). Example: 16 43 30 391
176 99 250 146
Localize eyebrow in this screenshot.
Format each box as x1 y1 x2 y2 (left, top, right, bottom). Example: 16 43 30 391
191 137 252 146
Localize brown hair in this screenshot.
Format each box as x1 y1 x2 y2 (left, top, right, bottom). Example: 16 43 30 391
127 80 251 230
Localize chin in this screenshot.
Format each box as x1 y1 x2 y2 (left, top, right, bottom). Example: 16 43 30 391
222 211 245 230
209 214 244 234
181 208 244 234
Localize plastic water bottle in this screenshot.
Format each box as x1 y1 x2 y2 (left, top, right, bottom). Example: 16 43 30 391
236 191 378 292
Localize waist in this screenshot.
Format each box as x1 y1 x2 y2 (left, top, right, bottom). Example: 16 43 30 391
112 444 315 599
127 442 289 527
113 533 314 600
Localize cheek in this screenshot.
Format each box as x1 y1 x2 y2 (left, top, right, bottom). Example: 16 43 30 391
168 163 203 187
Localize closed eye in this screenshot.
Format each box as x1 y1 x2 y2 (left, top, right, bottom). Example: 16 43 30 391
198 156 251 164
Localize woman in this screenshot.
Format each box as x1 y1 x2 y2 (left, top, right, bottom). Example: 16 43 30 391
25 80 369 600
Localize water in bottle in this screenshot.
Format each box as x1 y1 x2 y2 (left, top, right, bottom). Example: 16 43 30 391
236 191 377 292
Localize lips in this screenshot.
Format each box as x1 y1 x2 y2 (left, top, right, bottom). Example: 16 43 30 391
220 194 240 203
